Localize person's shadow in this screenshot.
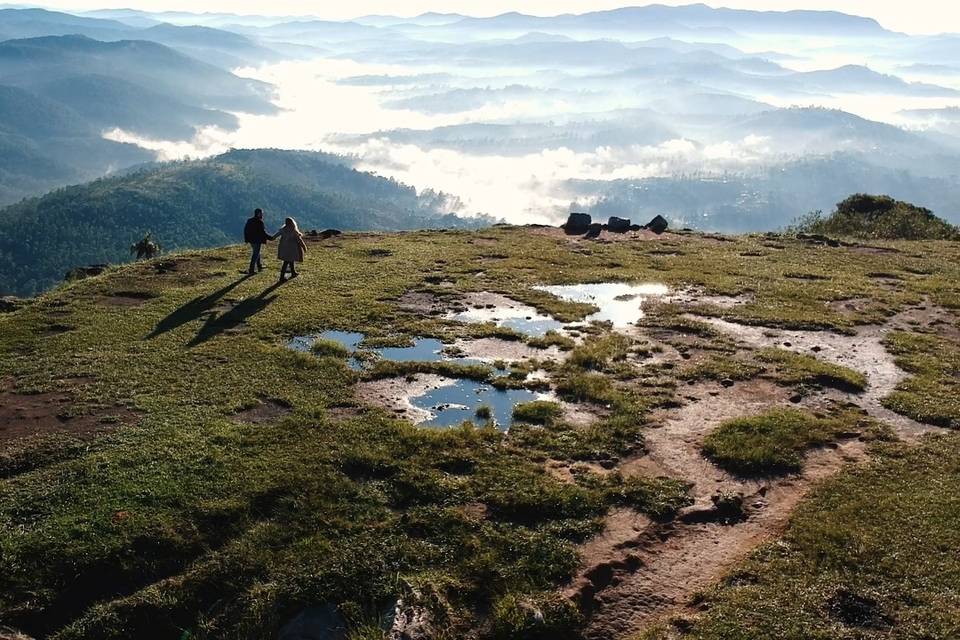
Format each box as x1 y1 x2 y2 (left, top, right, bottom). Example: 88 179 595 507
187 280 282 347
146 275 252 340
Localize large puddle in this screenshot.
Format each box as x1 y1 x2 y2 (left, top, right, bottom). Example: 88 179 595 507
290 330 547 429
533 283 669 327
448 284 669 335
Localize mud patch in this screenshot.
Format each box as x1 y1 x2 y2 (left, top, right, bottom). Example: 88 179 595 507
695 315 943 440
577 439 867 639
663 288 754 310
0 381 136 442
449 337 563 363
232 399 292 424
396 291 445 315
356 374 456 424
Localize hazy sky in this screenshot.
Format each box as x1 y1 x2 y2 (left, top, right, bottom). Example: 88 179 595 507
24 1 960 35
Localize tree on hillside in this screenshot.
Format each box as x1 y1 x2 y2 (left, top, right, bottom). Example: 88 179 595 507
131 233 161 260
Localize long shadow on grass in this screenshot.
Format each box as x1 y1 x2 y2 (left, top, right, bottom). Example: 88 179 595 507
187 281 282 347
146 275 251 339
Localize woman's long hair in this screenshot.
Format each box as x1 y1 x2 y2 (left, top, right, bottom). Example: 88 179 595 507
284 217 301 235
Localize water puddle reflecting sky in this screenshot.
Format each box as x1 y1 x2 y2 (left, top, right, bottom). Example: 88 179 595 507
534 282 669 327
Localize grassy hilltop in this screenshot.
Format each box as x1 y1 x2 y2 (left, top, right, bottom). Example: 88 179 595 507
0 224 958 639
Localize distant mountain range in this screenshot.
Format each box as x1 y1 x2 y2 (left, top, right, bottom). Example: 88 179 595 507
0 33 277 205
0 8 281 66
0 149 484 296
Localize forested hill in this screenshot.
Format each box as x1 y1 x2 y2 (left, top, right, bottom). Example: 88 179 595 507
0 148 485 296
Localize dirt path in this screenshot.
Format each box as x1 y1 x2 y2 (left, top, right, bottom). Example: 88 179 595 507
570 307 951 638
577 439 865 639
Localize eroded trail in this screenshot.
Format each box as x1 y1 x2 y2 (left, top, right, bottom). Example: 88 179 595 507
572 308 948 639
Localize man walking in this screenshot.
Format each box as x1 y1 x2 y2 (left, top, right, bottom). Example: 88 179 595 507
243 208 270 275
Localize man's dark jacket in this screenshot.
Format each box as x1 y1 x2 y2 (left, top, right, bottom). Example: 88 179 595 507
244 217 270 244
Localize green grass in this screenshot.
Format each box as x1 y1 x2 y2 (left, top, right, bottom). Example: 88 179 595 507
310 337 352 358
684 433 960 639
0 226 957 638
702 408 868 474
512 401 563 425
882 331 960 429
756 348 868 392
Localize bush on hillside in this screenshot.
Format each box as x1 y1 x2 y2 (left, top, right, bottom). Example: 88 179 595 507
791 194 959 240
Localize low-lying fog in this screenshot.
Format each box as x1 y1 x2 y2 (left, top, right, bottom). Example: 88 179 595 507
103 13 960 230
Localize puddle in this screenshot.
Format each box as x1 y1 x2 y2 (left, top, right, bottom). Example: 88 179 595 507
413 379 549 430
290 331 480 369
356 373 551 431
447 292 564 337
533 283 668 328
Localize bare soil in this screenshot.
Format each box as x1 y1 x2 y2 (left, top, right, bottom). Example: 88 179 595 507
0 379 136 442
695 314 944 440
355 374 456 423
232 399 293 424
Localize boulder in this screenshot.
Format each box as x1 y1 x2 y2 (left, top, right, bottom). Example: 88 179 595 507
319 229 343 239
644 215 669 234
585 223 603 238
607 216 631 233
0 297 23 313
562 212 592 235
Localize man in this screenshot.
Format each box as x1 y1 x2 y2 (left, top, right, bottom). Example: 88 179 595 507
243 208 271 275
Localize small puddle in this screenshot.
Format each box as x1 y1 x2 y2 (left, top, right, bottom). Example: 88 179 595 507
447 293 564 337
533 283 669 327
290 331 483 370
413 380 550 430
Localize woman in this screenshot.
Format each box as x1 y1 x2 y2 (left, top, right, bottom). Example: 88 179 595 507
273 217 307 282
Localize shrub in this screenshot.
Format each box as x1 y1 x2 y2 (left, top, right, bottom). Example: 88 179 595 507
512 401 563 425
490 591 583 640
790 194 959 240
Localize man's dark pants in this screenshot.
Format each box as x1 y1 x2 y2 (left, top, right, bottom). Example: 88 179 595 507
248 243 264 274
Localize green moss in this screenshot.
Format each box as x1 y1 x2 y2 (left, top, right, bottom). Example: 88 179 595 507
604 474 693 520
882 331 960 428
0 227 957 638
688 433 960 639
756 348 868 392
490 591 583 640
310 337 352 358
702 408 866 474
679 354 763 382
527 330 576 351
512 401 563 425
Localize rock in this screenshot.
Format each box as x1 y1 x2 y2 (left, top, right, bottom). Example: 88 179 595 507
387 602 434 640
644 215 669 234
562 212 592 235
585 223 603 238
720 378 735 388
319 229 343 239
0 297 23 313
64 264 109 282
607 216 631 233
278 604 348 640
711 491 746 524
789 394 803 404
629 223 642 231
